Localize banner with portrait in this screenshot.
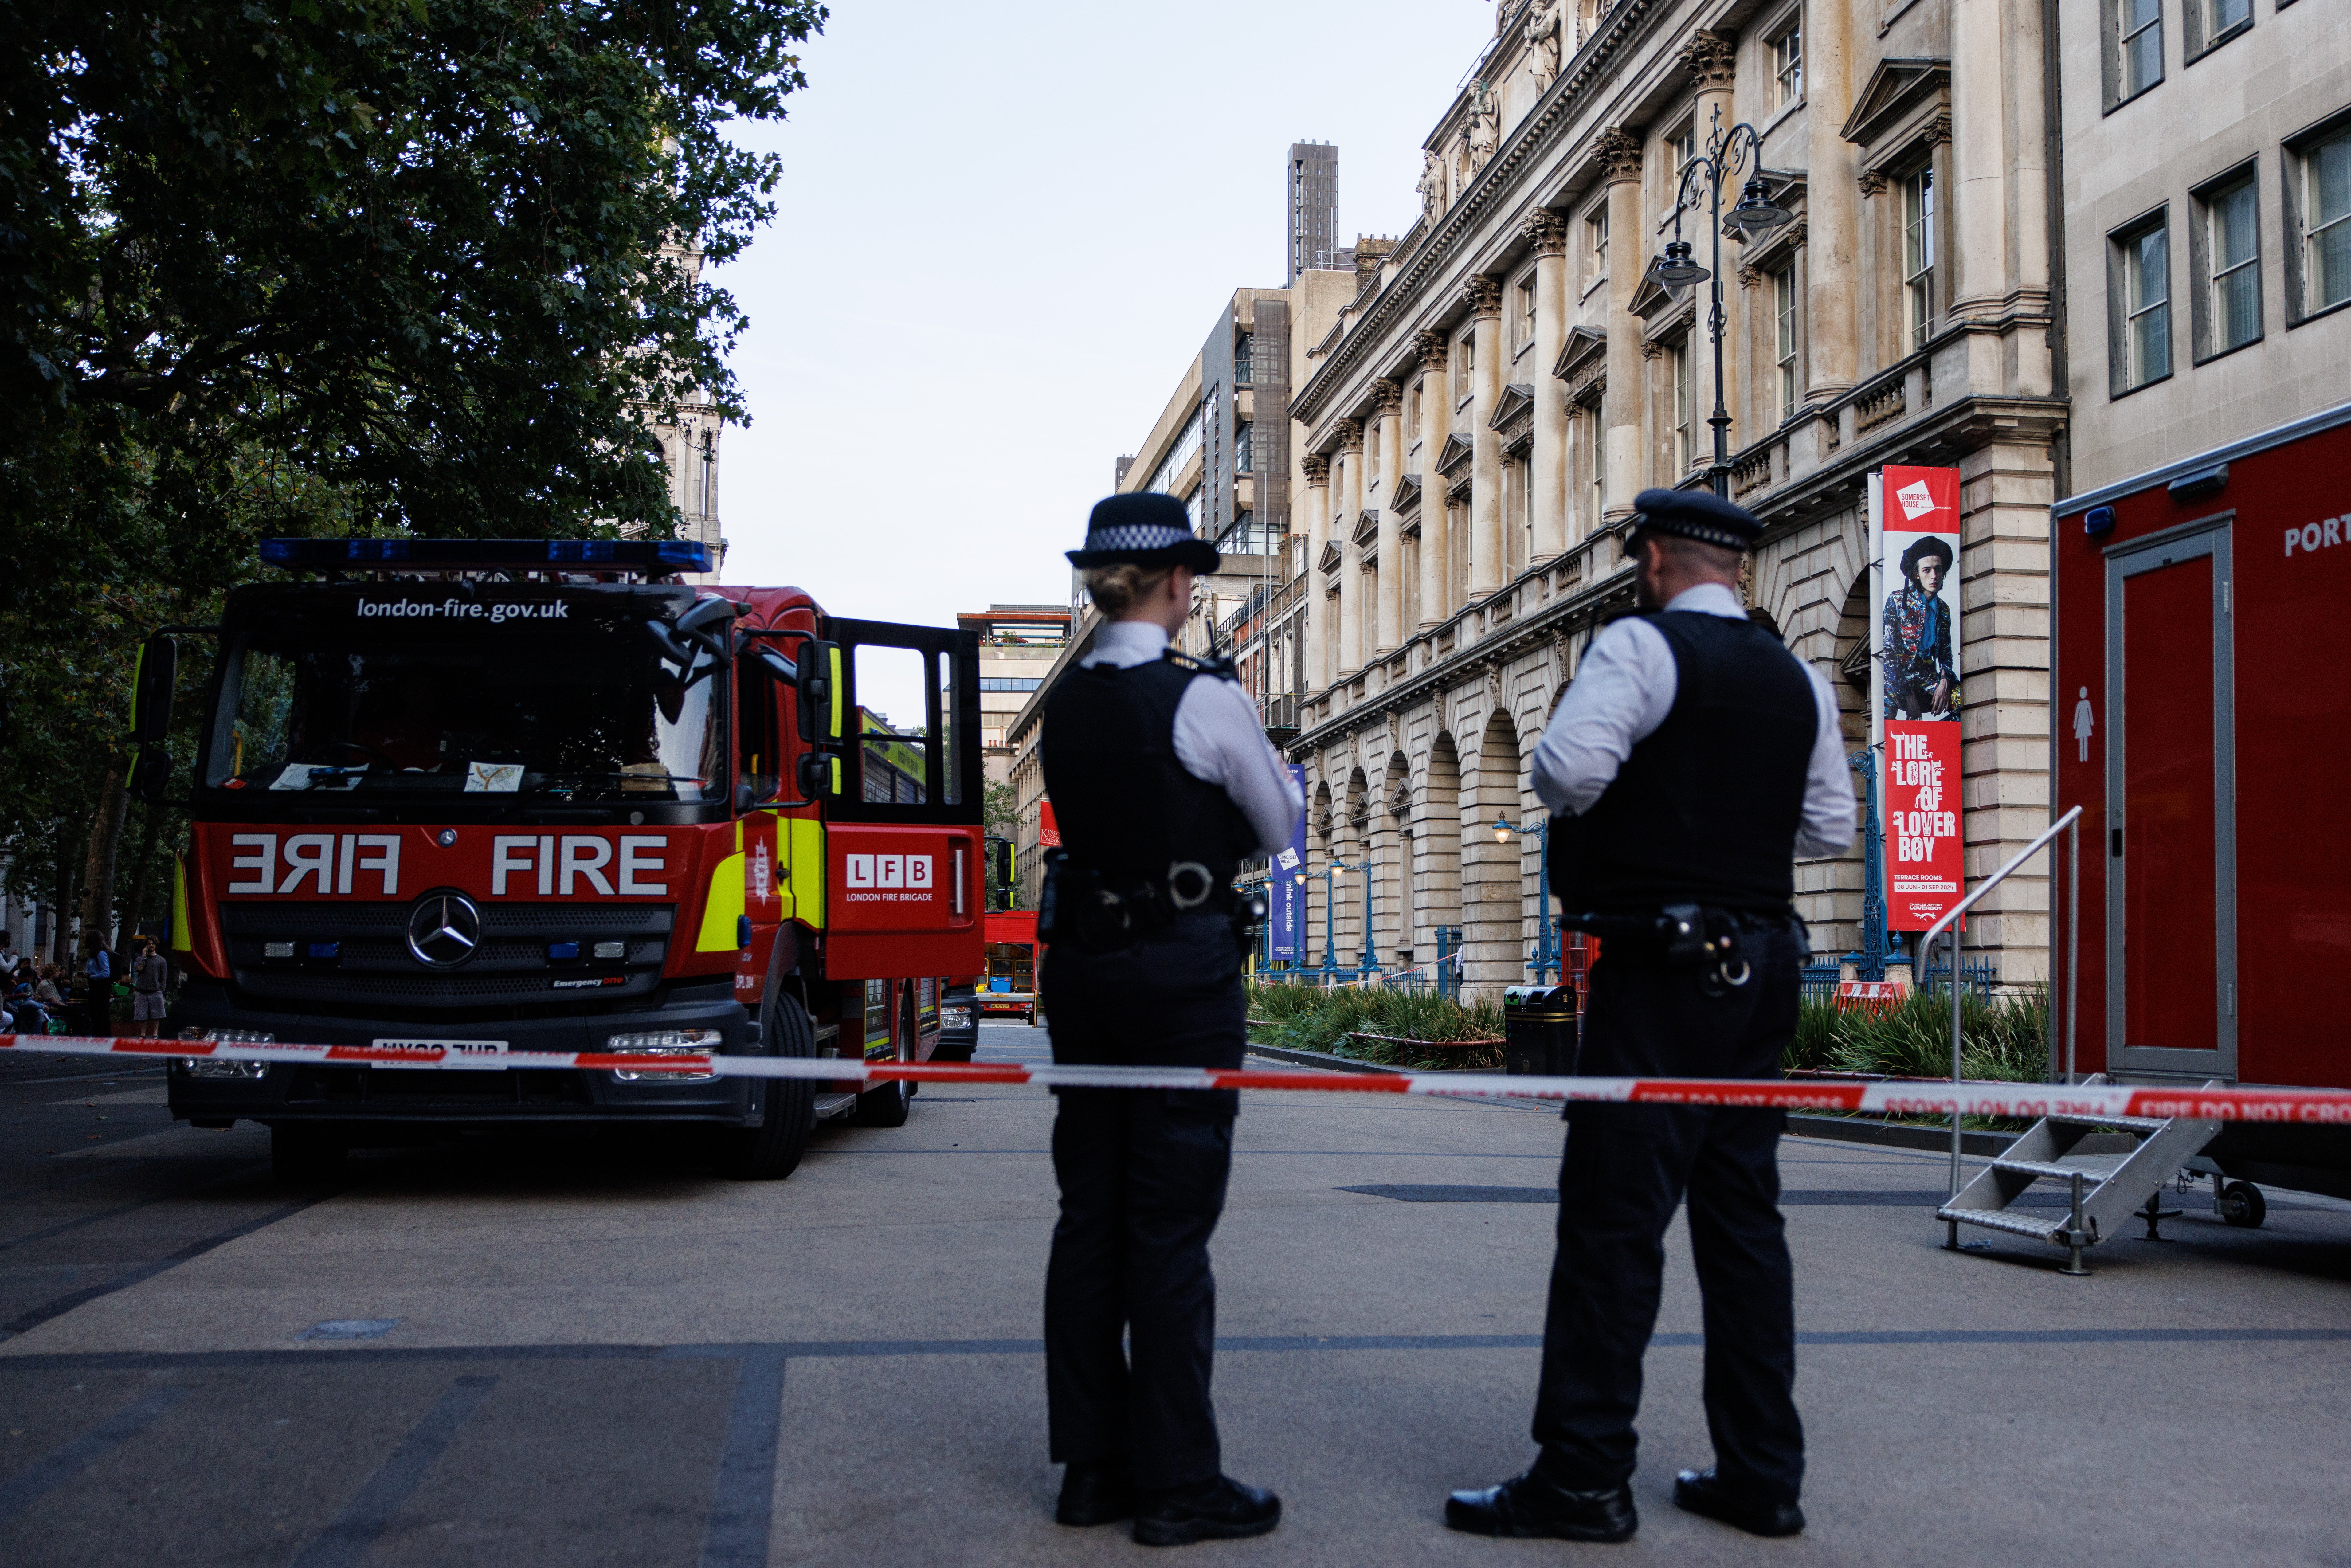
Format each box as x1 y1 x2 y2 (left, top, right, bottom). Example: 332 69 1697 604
1871 465 1964 932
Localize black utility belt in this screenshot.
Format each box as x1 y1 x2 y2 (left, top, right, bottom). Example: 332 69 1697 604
1038 852 1244 951
1565 902 1802 994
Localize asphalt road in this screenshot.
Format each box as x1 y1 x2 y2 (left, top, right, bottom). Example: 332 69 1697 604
2 1021 2348 1567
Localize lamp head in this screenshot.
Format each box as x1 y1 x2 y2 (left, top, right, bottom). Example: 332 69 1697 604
1648 239 1709 287
1493 817 1513 844
1731 178 1795 233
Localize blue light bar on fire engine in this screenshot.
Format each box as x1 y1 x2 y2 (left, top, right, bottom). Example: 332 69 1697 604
259 538 710 573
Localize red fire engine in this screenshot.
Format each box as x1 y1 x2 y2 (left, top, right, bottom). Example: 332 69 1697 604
2051 401 2351 1201
136 538 984 1181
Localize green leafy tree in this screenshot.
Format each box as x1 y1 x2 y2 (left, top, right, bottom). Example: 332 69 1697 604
0 0 826 952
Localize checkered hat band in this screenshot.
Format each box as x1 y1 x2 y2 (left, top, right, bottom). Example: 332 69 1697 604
1083 523 1193 552
1633 515 1746 550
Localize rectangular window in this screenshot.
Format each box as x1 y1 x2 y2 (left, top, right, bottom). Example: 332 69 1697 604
2114 215 2172 391
1409 379 1423 430
1589 399 1606 507
1587 207 1609 288
2115 0 2162 100
1671 343 1693 473
2187 0 2249 56
1672 124 1697 193
2204 177 2261 355
1233 332 1253 385
1773 263 1798 419
1902 166 1936 351
1516 277 1537 346
1771 22 1802 109
1235 421 1255 473
1458 333 1475 384
977 676 1044 693
2300 127 2351 317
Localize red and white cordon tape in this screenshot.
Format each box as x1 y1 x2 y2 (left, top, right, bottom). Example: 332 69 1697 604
7 1033 2351 1125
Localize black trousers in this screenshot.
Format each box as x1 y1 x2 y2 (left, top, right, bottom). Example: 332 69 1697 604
1041 912 1244 1492
1532 923 1805 1505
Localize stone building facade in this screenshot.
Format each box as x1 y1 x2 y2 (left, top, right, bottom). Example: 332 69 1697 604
1283 0 2066 994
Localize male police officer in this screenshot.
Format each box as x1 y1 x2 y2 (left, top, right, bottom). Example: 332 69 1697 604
1038 492 1303 1547
1446 489 1856 1544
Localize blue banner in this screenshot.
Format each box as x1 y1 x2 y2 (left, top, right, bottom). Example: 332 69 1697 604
1269 764 1306 960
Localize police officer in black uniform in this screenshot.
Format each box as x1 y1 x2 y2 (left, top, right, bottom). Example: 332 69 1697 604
1038 492 1303 1547
1445 489 1857 1544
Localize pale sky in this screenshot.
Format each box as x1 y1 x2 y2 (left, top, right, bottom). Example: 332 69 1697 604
715 0 1502 637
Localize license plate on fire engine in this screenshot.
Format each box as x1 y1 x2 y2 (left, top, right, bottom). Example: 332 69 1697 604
371 1038 510 1070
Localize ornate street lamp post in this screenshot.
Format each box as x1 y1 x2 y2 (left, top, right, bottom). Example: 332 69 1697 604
1643 104 1796 499
1493 817 1561 984
1327 859 1376 980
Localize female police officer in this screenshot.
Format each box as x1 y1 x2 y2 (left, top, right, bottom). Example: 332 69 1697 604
1037 492 1302 1547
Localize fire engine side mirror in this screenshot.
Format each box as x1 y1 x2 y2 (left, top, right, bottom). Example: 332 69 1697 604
798 641 842 744
675 595 736 658
130 635 177 745
796 752 839 798
129 747 171 808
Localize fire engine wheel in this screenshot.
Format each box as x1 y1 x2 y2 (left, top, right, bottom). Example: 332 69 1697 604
852 990 916 1129
713 991 817 1181
270 1123 347 1184
2217 1180 2267 1229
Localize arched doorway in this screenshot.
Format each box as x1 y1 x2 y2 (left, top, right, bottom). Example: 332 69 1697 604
1378 751 1411 965
1340 766 1369 967
1420 731 1464 980
1464 711 1525 996
1310 778 1334 968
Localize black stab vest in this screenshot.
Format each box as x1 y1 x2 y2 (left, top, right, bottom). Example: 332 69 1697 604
1040 655 1257 888
1549 610 1818 914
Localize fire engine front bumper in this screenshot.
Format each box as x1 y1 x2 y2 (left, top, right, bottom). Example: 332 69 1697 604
166 979 767 1130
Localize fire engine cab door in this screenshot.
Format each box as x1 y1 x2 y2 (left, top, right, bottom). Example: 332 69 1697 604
820 619 984 981
2106 521 2236 1080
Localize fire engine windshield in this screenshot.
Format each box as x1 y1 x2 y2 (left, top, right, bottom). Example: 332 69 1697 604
203 595 726 804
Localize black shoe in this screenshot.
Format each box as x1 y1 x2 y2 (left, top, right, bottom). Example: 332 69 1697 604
1132 1475 1281 1547
1673 1468 1804 1537
1444 1472 1637 1543
1055 1460 1133 1526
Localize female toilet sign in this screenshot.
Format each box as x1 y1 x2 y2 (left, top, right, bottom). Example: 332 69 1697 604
1871 465 1965 932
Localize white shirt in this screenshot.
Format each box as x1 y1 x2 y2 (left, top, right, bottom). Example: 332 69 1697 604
1529 581 1859 859
1079 620 1307 856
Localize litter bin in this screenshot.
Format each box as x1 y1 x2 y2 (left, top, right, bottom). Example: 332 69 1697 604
1502 985 1578 1077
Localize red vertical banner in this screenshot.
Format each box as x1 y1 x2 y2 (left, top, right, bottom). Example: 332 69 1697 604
1036 799 1060 849
1874 464 1965 933
1883 720 1963 929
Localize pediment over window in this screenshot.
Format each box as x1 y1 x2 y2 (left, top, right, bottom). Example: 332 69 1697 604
1437 432 1475 476
1629 274 1690 322
1554 325 1607 384
1392 473 1422 512
1351 509 1381 547
1841 59 1949 149
1318 539 1343 574
1489 383 1534 429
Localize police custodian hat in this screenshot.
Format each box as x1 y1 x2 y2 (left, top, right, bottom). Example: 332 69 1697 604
1629 487 1765 551
1066 492 1222 574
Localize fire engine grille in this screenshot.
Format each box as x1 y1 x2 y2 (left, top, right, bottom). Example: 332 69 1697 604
222 902 676 1010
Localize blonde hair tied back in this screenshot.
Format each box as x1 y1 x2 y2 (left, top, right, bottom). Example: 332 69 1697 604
1083 563 1174 617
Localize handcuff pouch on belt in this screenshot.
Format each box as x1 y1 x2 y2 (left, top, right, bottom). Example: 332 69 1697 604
1565 902 1757 996
1038 851 1250 954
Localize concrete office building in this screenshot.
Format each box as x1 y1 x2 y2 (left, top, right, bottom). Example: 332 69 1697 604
1281 0 2067 992
959 605 1070 786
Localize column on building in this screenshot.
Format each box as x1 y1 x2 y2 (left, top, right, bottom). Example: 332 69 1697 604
1949 0 2000 318
1598 129 1645 517
1336 417 1366 678
1300 453 1331 691
1413 329 1452 630
1527 212 1570 556
1373 378 1405 654
1806 0 1860 401
1465 277 1505 593
1683 33 1738 476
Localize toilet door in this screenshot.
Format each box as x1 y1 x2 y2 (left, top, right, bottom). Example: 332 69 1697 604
2106 521 2235 1079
